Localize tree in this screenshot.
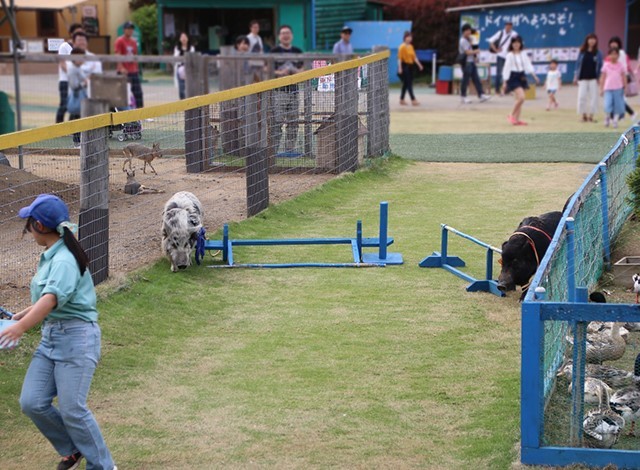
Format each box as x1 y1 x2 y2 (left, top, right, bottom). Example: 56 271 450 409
129 0 155 9
131 4 158 55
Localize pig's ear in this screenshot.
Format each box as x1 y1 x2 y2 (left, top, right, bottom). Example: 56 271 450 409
189 230 198 247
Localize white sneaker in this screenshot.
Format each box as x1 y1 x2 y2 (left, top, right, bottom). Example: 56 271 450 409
479 94 492 102
461 97 472 104
632 113 638 121
604 116 610 127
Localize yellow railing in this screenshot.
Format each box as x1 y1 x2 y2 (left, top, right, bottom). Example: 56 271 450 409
0 50 390 150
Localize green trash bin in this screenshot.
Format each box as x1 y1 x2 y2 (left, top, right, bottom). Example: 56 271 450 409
0 91 15 135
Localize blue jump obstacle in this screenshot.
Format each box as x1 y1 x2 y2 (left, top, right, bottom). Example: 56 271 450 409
419 224 504 297
203 202 403 268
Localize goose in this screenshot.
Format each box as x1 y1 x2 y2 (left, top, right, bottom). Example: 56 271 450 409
609 353 640 436
587 322 629 343
569 377 613 405
557 361 635 389
583 386 625 448
566 323 626 364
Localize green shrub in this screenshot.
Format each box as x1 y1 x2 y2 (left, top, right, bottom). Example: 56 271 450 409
626 149 640 216
131 4 158 55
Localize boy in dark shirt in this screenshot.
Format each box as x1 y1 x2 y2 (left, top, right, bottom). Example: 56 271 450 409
270 25 303 154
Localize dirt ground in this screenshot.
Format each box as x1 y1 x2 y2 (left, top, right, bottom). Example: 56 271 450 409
0 153 332 311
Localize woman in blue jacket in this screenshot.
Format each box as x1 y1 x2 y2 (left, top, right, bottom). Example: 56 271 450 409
574 33 603 122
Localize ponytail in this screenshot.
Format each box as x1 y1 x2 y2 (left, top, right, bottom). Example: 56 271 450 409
61 227 90 276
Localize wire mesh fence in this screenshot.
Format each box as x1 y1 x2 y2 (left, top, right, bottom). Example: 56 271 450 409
0 51 390 312
0 51 362 130
521 126 640 467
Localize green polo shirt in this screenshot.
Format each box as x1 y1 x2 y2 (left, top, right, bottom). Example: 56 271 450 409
31 239 98 322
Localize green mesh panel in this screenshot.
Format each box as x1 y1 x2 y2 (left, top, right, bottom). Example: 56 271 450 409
534 128 637 402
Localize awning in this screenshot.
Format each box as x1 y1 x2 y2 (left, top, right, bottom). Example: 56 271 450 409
12 0 86 10
446 0 554 13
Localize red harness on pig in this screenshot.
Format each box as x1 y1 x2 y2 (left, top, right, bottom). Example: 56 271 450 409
499 225 553 267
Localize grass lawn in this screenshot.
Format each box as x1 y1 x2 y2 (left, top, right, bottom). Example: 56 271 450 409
390 133 619 163
0 157 592 469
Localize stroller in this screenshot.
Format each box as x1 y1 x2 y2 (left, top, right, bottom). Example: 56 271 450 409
109 110 142 142
108 83 142 142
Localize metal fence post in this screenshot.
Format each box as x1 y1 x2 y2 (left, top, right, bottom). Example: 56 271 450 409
598 163 611 270
566 217 576 303
335 67 359 172
78 98 109 285
367 52 388 157
379 56 390 155
521 291 545 462
304 75 313 159
569 286 588 447
184 52 206 173
245 91 269 216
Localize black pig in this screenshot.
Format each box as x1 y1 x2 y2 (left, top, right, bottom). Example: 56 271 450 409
497 211 562 300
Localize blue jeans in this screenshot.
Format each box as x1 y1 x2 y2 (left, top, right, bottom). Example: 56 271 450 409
178 77 186 100
127 72 143 109
461 62 484 98
604 88 625 117
56 81 69 123
495 56 505 93
20 319 114 470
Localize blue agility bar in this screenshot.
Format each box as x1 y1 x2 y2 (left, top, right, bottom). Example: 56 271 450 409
419 224 504 297
204 202 402 268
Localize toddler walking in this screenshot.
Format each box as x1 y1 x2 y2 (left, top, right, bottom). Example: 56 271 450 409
545 59 561 110
600 47 627 128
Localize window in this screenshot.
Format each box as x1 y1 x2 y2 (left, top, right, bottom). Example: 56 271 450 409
37 11 57 37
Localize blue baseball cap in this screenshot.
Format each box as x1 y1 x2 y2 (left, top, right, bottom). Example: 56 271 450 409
18 194 69 229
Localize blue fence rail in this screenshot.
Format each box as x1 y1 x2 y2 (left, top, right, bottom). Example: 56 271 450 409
521 126 640 467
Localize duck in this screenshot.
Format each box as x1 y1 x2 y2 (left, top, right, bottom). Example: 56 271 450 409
583 386 625 448
609 353 640 436
566 322 626 364
557 361 636 389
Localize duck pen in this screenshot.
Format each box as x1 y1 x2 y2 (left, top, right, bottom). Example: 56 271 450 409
520 125 640 468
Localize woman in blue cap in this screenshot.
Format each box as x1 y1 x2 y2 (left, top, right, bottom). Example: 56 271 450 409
0 194 116 470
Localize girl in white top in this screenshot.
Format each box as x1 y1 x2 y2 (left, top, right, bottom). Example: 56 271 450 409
174 32 196 99
501 36 540 125
545 59 562 110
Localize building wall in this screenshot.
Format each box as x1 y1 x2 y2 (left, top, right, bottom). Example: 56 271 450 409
107 0 132 49
0 1 111 52
315 0 367 50
458 0 599 82
594 0 625 49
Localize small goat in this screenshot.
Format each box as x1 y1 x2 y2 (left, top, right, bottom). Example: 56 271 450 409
122 142 162 175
